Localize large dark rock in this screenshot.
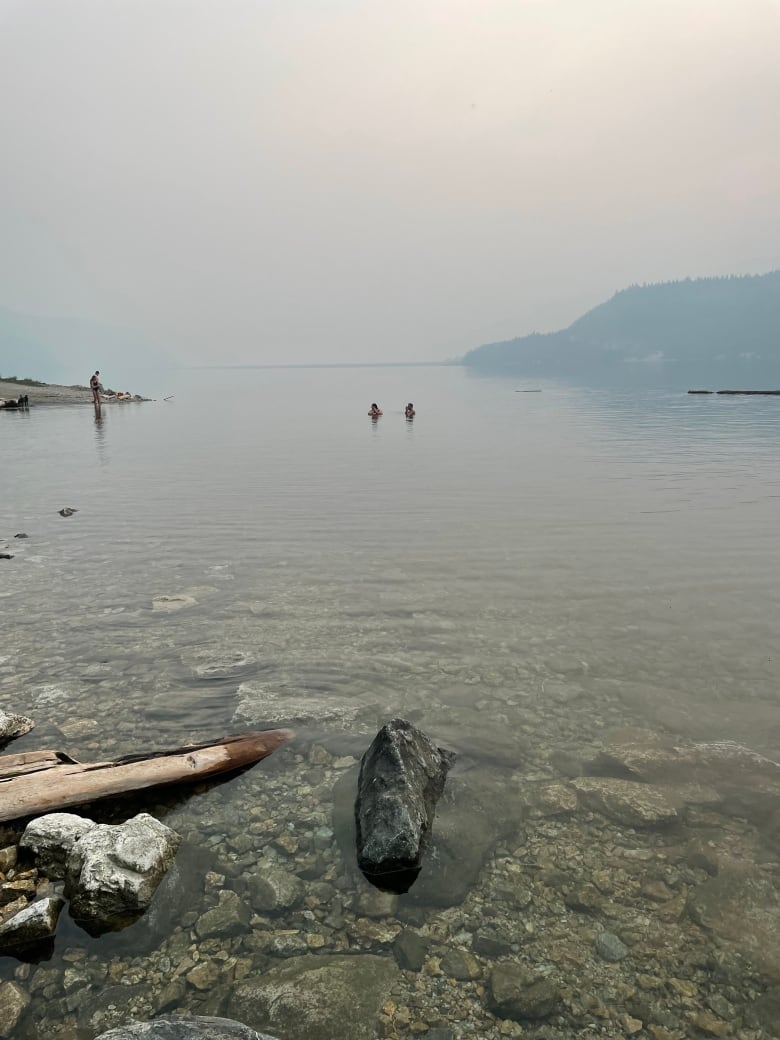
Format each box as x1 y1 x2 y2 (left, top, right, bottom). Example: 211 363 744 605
334 764 521 908
93 1016 279 1039
355 719 455 892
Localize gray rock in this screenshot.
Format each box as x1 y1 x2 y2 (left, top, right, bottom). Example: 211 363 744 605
195 890 251 939
20 812 96 879
246 864 304 913
472 933 512 958
93 1016 279 1039
487 963 563 1021
235 681 376 732
335 765 519 909
590 734 780 824
355 718 455 892
0 897 64 953
595 931 629 961
393 929 430 971
571 777 678 827
228 953 400 1040
0 709 34 746
439 948 481 980
65 813 180 934
0 980 31 1039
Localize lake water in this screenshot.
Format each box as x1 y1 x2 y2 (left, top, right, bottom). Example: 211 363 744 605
2 364 780 1038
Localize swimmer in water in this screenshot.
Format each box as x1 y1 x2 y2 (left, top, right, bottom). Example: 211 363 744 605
368 403 383 417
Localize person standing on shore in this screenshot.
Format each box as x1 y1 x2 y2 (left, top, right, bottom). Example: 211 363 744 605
90 371 101 405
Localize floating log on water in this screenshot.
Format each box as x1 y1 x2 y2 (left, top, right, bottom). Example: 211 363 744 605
688 389 780 396
0 730 293 823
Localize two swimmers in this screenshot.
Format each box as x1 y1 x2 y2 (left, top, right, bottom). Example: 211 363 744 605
367 402 416 418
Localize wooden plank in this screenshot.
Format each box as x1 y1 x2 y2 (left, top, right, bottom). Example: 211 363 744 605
0 730 293 823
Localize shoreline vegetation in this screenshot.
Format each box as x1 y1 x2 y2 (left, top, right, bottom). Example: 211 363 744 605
0 376 148 406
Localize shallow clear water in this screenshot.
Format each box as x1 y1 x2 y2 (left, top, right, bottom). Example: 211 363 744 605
3 365 779 751
2 364 780 1034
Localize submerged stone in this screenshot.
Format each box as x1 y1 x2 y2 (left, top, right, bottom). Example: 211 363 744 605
228 953 400 1040
94 1016 280 1039
487 964 563 1021
355 718 455 893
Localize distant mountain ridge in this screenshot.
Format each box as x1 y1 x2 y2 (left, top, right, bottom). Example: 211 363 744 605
462 272 780 385
0 305 173 387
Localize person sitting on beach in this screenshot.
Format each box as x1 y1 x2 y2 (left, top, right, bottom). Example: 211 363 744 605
368 403 383 417
405 402 415 418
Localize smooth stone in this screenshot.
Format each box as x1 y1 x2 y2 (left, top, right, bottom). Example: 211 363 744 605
393 929 429 972
93 1016 280 1039
595 931 629 962
355 718 455 892
228 954 400 1040
487 964 563 1021
246 865 304 914
439 948 481 981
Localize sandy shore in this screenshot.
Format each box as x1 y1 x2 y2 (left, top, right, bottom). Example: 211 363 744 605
0 380 149 406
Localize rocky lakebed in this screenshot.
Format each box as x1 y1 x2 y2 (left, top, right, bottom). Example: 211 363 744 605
3 676 780 1040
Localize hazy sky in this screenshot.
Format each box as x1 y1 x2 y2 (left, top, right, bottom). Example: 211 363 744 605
1 0 778 365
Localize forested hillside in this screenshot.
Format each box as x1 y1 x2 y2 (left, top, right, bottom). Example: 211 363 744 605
462 272 780 385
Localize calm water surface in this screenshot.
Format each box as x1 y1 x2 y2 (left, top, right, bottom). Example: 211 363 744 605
2 364 780 1031
3 365 779 748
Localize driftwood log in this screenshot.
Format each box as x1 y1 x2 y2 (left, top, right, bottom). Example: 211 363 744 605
0 730 293 823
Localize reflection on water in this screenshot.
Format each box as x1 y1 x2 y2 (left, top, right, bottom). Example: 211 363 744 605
2 366 780 1038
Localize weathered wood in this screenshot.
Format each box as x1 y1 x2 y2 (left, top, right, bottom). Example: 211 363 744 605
0 750 78 780
0 730 293 823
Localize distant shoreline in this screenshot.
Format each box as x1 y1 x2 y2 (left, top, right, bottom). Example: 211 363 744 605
0 378 92 406
0 379 149 406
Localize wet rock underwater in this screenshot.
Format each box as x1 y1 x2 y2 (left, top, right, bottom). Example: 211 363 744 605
3 702 780 1040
